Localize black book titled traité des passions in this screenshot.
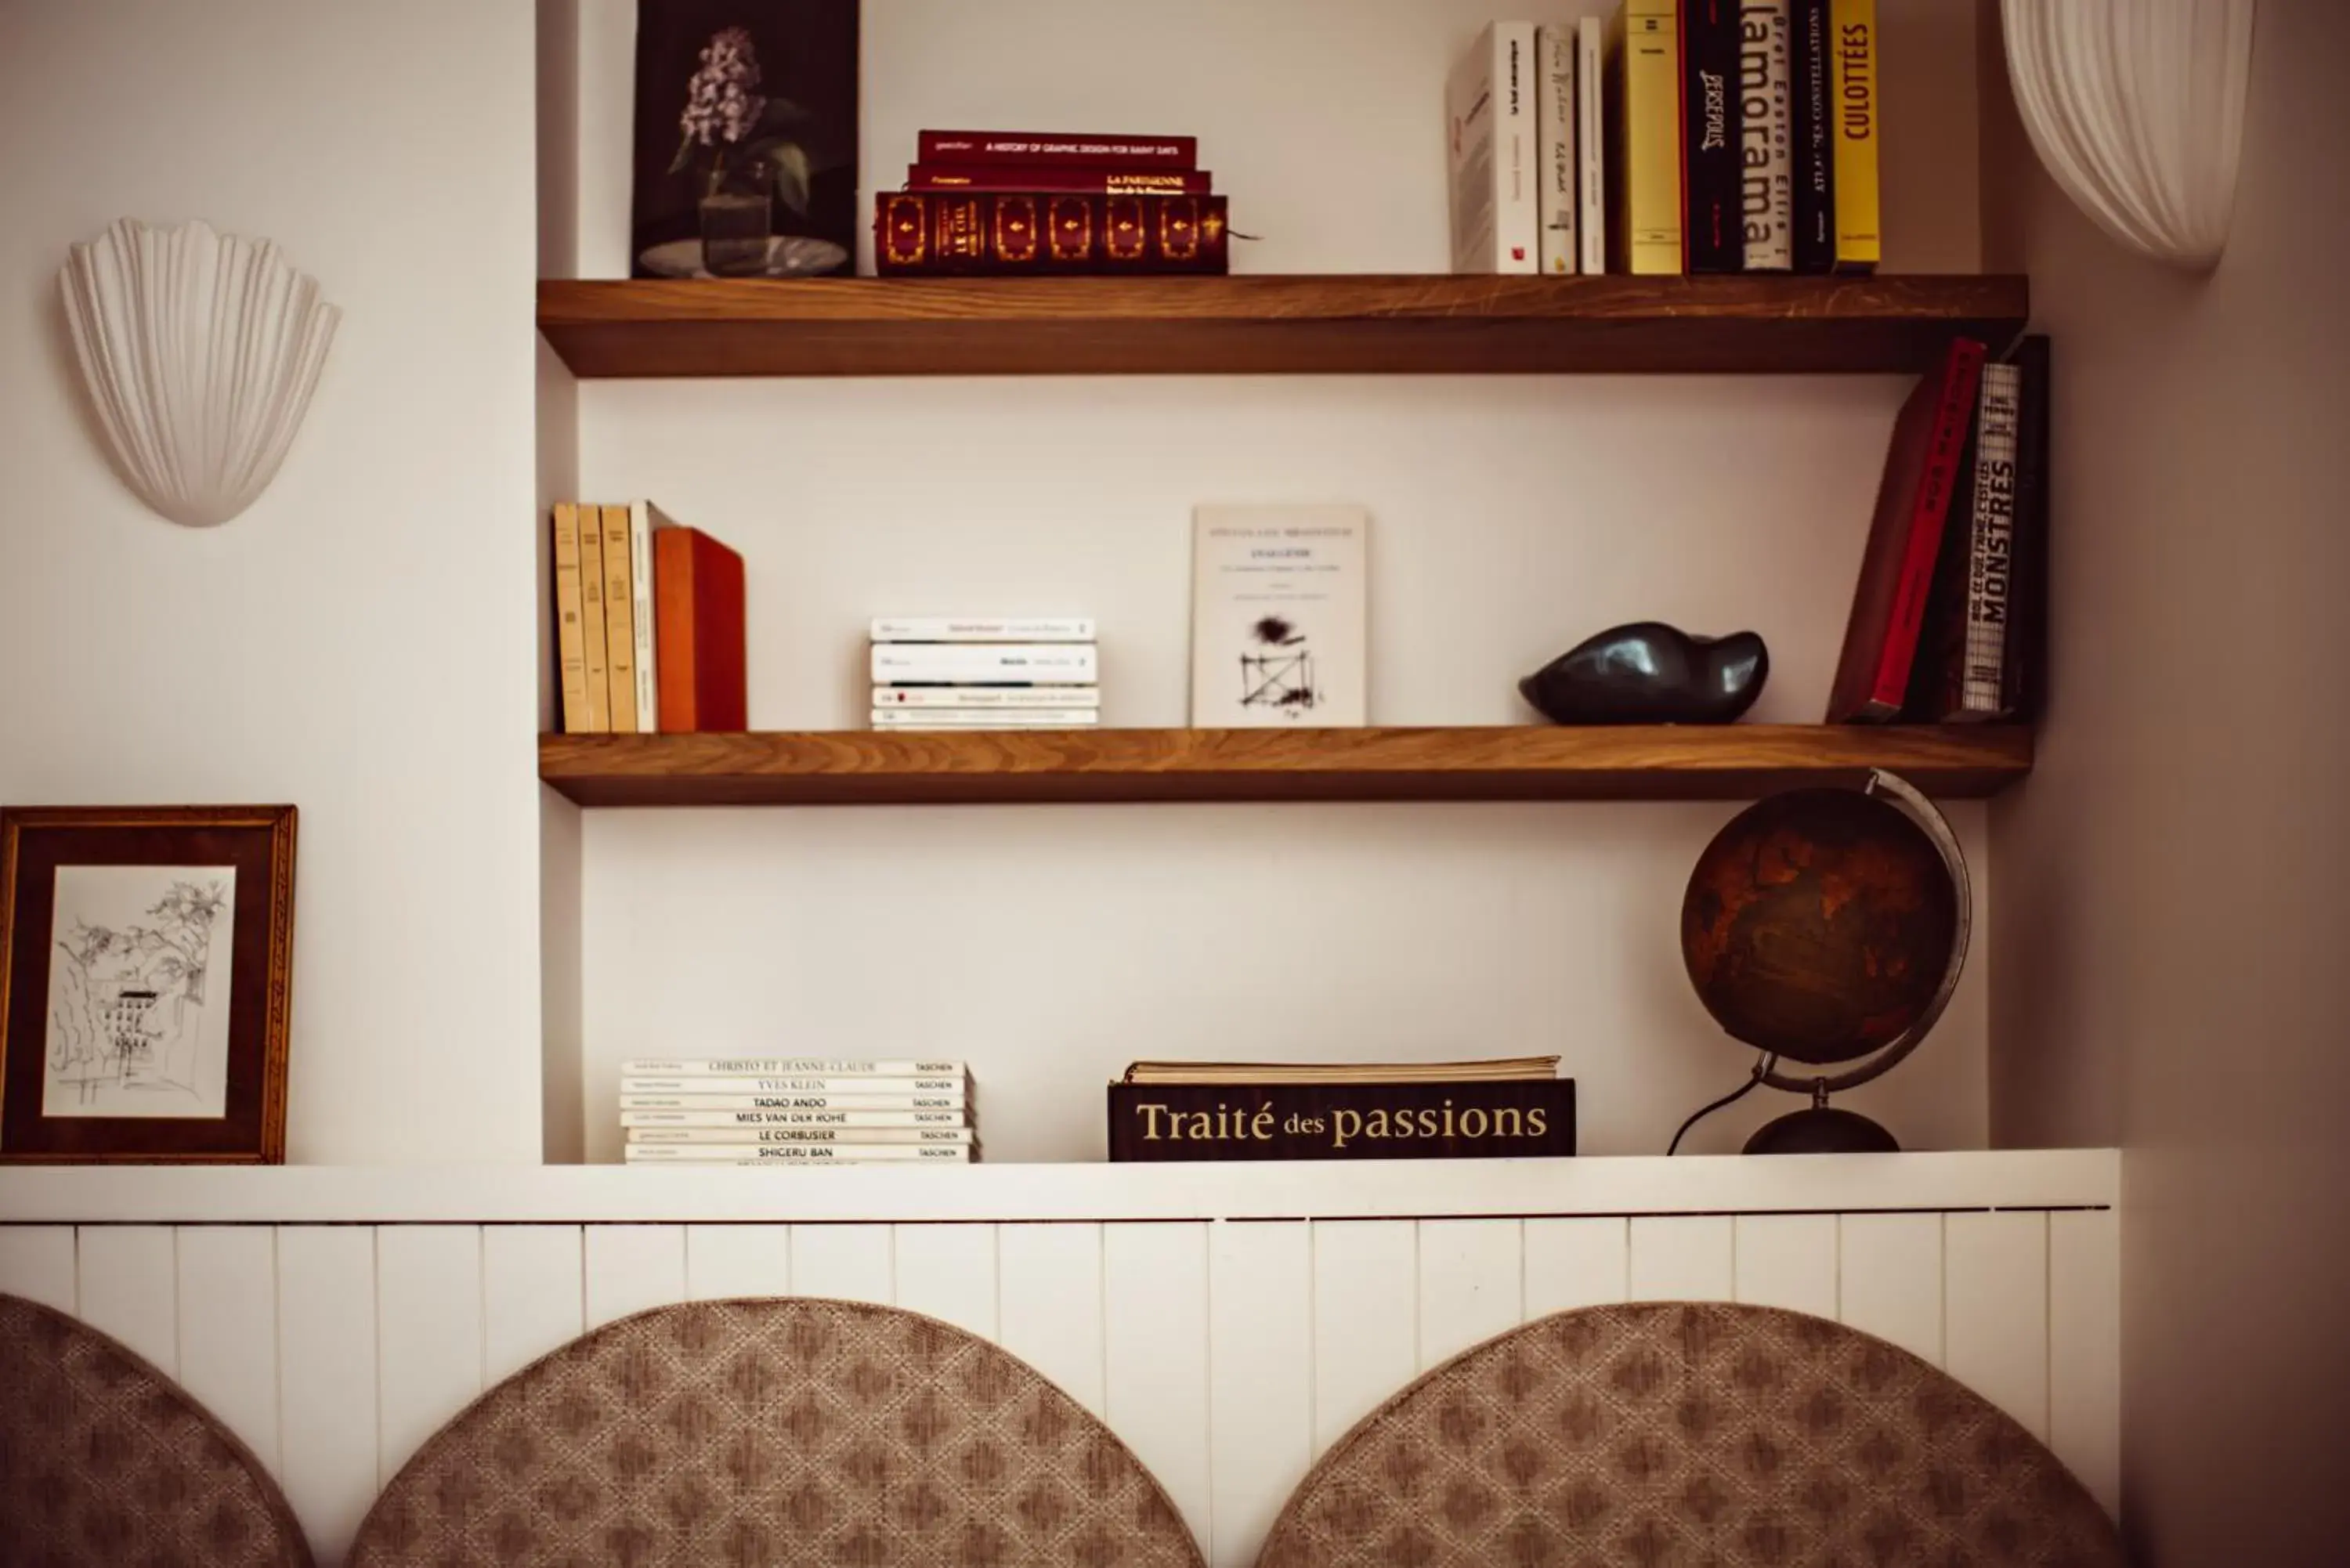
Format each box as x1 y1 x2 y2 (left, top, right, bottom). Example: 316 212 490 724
1108 1081 1576 1162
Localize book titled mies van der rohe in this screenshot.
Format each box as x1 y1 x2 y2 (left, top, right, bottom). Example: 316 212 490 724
1108 1080 1576 1162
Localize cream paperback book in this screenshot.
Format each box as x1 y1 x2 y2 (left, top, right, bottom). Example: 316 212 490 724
1189 505 1368 727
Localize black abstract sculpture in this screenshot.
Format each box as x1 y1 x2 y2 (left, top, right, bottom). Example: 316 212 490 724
1518 622 1768 725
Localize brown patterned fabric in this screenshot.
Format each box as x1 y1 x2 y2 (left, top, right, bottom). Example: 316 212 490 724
349 1296 1204 1568
1257 1302 2123 1568
0 1291 312 1568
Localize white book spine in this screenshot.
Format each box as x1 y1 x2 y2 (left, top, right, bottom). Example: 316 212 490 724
622 1108 969 1128
1577 17 1607 273
1537 25 1578 273
621 1075 968 1095
623 1057 967 1076
621 1093 971 1111
1960 363 2024 714
874 687 1100 710
1739 0 1795 270
1493 23 1540 273
871 618 1096 642
624 1143 973 1163
871 710 1098 729
871 645 1099 683
627 1126 974 1145
627 500 663 731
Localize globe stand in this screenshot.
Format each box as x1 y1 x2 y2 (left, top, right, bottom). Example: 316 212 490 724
1742 1082 1900 1154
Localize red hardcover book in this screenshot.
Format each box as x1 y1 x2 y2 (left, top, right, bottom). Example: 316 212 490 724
1826 337 1987 723
653 528 746 733
907 163 1214 195
875 192 1229 276
918 130 1197 168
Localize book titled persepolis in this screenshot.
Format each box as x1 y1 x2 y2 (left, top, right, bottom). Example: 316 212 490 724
1189 505 1368 727
1108 1079 1576 1162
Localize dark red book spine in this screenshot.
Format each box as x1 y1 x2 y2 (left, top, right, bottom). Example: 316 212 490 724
654 528 746 733
1679 0 1743 273
1108 1081 1576 1162
908 163 1215 195
1828 338 1987 721
918 131 1198 168
875 192 1229 276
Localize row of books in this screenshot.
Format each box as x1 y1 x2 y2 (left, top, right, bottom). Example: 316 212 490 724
1828 334 2051 724
870 618 1099 731
621 1059 978 1165
551 502 746 735
875 129 1229 276
1108 1057 1577 1161
1448 1 1878 276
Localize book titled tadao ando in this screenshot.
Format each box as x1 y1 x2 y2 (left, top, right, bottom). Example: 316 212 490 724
1190 505 1368 728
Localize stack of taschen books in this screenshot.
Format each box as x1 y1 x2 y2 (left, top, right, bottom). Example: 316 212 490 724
1107 1057 1576 1162
620 1059 977 1165
551 501 746 735
870 619 1099 732
1447 1 1880 276
875 130 1228 276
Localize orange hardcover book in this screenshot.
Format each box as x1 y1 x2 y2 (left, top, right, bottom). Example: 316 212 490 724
653 528 747 733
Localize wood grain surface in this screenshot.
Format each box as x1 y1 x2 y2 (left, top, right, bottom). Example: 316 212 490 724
537 724 2034 806
537 274 2030 378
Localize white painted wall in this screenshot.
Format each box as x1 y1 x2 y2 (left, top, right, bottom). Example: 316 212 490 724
0 2 542 1161
559 0 1990 1162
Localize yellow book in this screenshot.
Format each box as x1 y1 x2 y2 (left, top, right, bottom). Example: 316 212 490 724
578 500 610 734
1830 0 1879 271
1606 0 1680 275
551 504 591 735
600 504 638 733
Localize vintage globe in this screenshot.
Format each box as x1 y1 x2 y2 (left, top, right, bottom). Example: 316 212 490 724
1680 786 1959 1067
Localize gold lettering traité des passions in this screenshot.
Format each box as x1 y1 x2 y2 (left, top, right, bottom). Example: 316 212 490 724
1134 1098 1552 1151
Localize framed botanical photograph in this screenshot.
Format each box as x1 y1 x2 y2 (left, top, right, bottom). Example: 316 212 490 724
0 807 296 1164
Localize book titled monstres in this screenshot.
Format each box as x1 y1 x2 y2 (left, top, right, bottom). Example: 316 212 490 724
1108 1079 1575 1162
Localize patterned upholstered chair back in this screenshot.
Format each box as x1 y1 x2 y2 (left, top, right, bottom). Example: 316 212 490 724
0 1291 313 1568
349 1295 1205 1567
1256 1301 2123 1568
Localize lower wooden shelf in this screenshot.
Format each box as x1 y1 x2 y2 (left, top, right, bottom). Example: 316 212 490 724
537 724 2032 807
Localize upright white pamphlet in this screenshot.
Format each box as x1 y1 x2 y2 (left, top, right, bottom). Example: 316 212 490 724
1190 506 1368 728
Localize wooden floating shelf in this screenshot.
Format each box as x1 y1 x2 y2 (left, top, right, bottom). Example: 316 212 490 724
537 725 2033 807
537 273 2030 378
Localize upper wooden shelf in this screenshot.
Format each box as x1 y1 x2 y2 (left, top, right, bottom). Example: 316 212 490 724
537 724 2032 807
537 273 2029 378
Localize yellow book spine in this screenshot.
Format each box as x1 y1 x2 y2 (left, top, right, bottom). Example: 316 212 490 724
578 501 610 734
1607 0 1681 276
1830 0 1879 271
551 504 591 735
600 504 638 734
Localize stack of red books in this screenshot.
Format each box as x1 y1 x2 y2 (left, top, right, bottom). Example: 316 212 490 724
875 131 1229 276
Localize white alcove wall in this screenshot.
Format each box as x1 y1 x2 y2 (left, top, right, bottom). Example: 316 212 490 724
544 0 1994 1162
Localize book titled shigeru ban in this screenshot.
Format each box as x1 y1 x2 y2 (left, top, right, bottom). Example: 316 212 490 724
1190 505 1368 728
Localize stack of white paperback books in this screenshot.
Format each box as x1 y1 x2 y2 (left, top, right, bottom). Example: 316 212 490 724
620 1059 978 1165
870 618 1097 730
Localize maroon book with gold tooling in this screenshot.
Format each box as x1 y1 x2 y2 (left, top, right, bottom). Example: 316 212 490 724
875 192 1229 276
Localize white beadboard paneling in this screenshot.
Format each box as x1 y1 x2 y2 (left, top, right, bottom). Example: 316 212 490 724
483 1225 584 1382
998 1223 1104 1415
175 1227 280 1470
0 1224 76 1311
584 1224 686 1328
1944 1210 2051 1438
790 1223 894 1305
1626 1216 1735 1301
76 1225 178 1373
1523 1216 1629 1315
1311 1221 1417 1456
375 1225 483 1484
2049 1209 2122 1519
1418 1218 1523 1367
892 1223 997 1337
1103 1222 1212 1549
685 1223 792 1300
1734 1214 1840 1319
277 1227 379 1566
1209 1221 1313 1568
1839 1212 1945 1365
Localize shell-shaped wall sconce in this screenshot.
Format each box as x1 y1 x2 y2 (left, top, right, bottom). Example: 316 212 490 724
60 219 340 529
2003 0 2255 271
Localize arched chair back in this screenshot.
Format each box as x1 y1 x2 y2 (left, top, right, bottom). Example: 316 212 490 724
0 1290 313 1568
1257 1301 2123 1568
350 1295 1205 1567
